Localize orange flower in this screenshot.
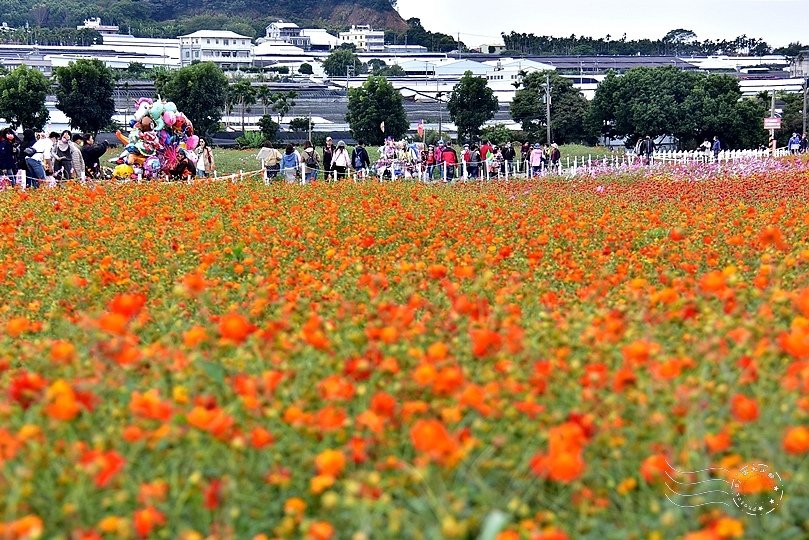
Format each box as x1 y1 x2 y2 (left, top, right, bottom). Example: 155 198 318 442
730 394 759 423
80 449 126 487
314 449 346 477
108 293 146 318
5 317 30 338
50 340 76 364
130 390 173 422
427 264 448 279
218 313 254 343
469 328 501 357
186 406 234 438
183 326 208 348
410 419 458 460
704 430 732 454
699 270 726 294
546 450 586 483
640 453 673 483
250 427 275 448
98 312 128 335
44 379 81 421
306 521 335 540
783 426 809 454
133 506 165 538
426 341 449 362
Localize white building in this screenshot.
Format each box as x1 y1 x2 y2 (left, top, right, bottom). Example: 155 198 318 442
301 29 340 51
338 25 385 52
179 30 253 69
264 21 311 50
77 18 119 36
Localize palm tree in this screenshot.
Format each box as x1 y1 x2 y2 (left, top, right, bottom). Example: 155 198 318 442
229 80 256 133
257 85 273 116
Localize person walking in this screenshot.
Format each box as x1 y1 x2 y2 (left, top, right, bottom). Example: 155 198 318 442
501 142 515 176
639 136 655 165
0 129 17 186
351 141 370 179
789 133 801 154
800 133 808 154
280 144 300 183
331 140 350 180
195 138 215 178
256 143 282 180
303 146 320 183
467 144 481 180
440 143 458 182
712 136 721 161
322 136 335 179
549 143 561 172
529 143 544 177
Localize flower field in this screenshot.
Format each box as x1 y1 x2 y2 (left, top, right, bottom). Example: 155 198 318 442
2 163 809 539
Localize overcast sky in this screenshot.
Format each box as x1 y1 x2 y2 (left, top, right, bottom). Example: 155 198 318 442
396 0 808 49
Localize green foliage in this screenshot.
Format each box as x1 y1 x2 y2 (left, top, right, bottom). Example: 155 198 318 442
288 117 310 132
122 62 150 80
480 124 514 146
53 59 115 135
298 63 313 75
235 131 265 148
271 91 296 123
323 48 361 77
385 18 464 53
258 115 279 142
502 29 774 56
777 93 806 146
448 71 500 141
589 67 768 149
0 27 102 46
510 71 594 144
346 76 408 145
228 79 257 132
156 62 228 137
0 65 49 130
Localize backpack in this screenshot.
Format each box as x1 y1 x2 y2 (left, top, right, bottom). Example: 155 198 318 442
305 151 318 168
353 150 364 169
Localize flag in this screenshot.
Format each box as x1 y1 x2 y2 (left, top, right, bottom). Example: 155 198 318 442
417 119 424 139
380 121 385 133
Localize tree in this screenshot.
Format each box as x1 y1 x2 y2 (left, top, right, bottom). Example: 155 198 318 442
0 66 49 130
299 63 313 75
510 71 594 144
271 91 297 124
346 76 408 145
258 115 279 142
53 59 115 134
589 66 769 149
229 79 256 133
288 117 310 132
323 48 360 77
448 71 499 141
257 85 273 115
480 124 514 145
156 62 228 137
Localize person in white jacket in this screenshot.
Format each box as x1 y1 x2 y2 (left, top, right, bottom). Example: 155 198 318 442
331 140 351 180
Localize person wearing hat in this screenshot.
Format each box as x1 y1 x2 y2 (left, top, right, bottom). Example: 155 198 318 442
530 143 544 177
549 143 561 171
331 140 350 180
789 132 801 154
303 145 320 183
424 144 436 181
322 136 334 177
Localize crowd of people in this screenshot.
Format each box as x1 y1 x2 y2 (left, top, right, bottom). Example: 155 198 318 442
0 128 109 188
255 137 566 183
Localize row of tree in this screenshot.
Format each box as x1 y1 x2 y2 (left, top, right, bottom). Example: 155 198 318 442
0 59 781 151
501 29 804 58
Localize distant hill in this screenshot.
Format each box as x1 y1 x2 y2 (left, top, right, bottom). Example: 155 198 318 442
0 0 408 38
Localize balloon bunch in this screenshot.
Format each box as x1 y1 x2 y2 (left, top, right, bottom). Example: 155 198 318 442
113 96 199 180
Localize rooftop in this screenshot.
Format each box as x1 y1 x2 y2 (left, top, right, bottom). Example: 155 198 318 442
179 30 253 39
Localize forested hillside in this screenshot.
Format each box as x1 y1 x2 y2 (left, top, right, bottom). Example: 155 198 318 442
0 0 406 39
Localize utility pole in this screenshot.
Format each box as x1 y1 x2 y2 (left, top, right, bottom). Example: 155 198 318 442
545 73 552 144
803 76 807 137
436 79 443 141
770 89 776 145
308 112 312 143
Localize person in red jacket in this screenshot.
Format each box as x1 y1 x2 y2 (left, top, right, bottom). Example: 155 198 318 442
440 143 458 182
